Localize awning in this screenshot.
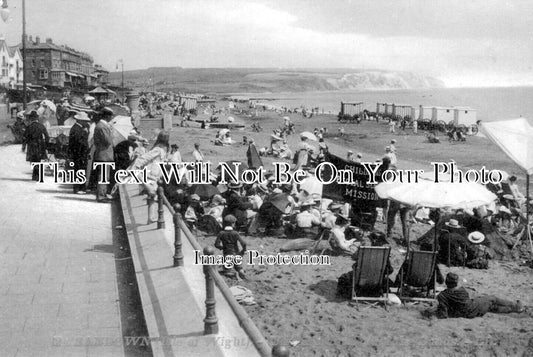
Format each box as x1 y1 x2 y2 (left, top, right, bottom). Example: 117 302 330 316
481 118 533 175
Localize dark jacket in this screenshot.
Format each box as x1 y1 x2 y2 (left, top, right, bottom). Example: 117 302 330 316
68 123 89 166
24 121 49 162
223 190 253 227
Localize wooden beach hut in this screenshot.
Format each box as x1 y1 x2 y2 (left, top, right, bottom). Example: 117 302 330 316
453 107 477 127
392 104 414 119
432 106 455 122
418 105 433 120
178 95 198 111
376 102 387 114
340 102 364 116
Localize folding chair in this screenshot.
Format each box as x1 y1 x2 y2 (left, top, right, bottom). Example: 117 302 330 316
398 250 438 302
351 246 391 310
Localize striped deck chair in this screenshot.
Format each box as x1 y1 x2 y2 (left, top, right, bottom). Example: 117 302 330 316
351 246 391 309
399 250 438 302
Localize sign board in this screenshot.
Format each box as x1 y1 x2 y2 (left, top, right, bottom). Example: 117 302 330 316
321 152 381 209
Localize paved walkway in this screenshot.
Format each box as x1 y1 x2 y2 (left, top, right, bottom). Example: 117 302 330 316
0 145 124 357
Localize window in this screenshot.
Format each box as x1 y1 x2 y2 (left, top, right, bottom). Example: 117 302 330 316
39 68 48 79
40 59 45 67
465 111 468 114
1 69 6 77
446 109 450 113
31 59 35 67
2 56 5 66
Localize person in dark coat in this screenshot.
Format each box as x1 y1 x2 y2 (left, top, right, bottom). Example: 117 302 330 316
93 108 115 202
222 182 253 230
68 112 90 193
23 110 49 181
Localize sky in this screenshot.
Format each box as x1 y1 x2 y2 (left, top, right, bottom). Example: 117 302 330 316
0 0 531 87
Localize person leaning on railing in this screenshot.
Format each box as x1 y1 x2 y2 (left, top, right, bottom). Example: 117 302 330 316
128 130 170 224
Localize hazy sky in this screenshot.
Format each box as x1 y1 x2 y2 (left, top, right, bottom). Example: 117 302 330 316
0 0 531 87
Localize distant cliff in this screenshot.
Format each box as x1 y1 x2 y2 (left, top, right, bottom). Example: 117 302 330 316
109 68 444 93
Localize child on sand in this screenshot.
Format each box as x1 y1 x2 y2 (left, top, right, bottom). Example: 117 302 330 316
215 215 247 280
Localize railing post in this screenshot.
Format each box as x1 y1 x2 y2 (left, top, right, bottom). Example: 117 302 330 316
157 180 165 229
173 204 184 267
272 345 290 357
203 246 219 335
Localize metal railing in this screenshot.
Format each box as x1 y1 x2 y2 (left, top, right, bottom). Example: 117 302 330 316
155 181 289 357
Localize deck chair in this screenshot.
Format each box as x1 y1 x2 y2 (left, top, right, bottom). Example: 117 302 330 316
398 250 438 302
351 246 391 309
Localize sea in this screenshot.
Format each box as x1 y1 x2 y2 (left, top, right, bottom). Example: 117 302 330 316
244 86 533 123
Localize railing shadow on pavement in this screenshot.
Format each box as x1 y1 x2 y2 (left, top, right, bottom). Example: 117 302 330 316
153 180 290 357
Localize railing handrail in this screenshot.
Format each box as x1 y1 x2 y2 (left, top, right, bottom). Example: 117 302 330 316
157 183 274 357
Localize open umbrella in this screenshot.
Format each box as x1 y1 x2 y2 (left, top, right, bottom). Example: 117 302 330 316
300 131 317 141
299 174 323 200
189 184 220 201
267 193 291 213
219 128 230 136
110 115 134 146
40 100 57 112
375 179 497 210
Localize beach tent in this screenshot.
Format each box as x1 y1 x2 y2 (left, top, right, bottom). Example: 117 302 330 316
481 118 533 251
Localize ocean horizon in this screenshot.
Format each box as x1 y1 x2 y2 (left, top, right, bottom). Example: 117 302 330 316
241 86 533 123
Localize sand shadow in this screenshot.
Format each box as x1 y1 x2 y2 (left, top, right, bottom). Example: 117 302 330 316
53 195 99 203
84 244 115 254
0 177 33 182
308 279 341 302
36 189 70 194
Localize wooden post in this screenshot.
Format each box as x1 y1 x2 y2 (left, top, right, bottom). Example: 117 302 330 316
203 246 219 335
157 180 165 229
173 204 184 267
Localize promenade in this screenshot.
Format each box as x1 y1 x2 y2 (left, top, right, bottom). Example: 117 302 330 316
0 145 124 357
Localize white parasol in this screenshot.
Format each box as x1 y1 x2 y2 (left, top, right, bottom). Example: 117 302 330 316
300 131 317 141
40 99 56 113
110 115 134 146
219 128 230 136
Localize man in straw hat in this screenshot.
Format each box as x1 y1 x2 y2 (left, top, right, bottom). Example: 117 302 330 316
438 218 468 266
68 111 91 194
23 110 49 181
295 199 321 238
423 272 524 319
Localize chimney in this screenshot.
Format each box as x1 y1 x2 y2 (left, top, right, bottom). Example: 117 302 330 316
35 36 40 44
46 38 52 44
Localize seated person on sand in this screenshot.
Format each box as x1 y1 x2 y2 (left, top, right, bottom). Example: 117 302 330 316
278 140 293 160
295 199 321 238
204 194 226 226
423 273 524 319
427 131 440 143
222 132 234 145
223 181 254 231
184 194 204 229
336 231 392 299
214 215 247 280
329 213 360 256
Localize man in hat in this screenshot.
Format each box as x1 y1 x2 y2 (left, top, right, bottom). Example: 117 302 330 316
223 182 253 230
346 150 354 162
215 214 247 279
295 199 321 237
390 139 397 153
438 219 468 266
93 108 114 202
68 112 90 193
24 110 49 181
294 135 314 170
169 143 182 163
427 273 523 319
329 213 359 255
383 146 397 167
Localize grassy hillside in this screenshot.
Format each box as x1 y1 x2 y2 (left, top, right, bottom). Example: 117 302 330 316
108 67 445 93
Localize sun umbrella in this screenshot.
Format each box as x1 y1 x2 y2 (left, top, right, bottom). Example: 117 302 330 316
219 128 230 136
27 99 41 106
375 179 496 210
110 115 134 146
300 131 318 141
270 134 283 141
267 193 291 213
189 184 220 200
40 100 56 113
299 174 323 199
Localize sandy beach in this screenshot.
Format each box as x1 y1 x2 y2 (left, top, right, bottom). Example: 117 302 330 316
161 106 533 357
